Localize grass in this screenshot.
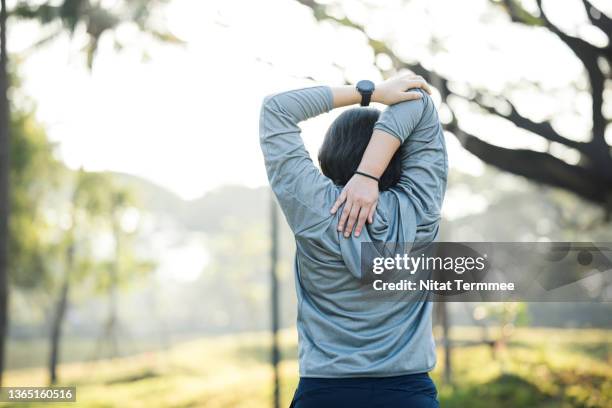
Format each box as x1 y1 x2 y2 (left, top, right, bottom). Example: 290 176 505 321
1 327 610 407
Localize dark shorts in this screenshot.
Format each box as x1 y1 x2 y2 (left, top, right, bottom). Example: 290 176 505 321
289 372 439 408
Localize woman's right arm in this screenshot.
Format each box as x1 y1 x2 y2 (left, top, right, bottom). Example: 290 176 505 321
377 91 447 224
331 75 433 237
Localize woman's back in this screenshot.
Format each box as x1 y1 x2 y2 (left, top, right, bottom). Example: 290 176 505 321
259 84 447 379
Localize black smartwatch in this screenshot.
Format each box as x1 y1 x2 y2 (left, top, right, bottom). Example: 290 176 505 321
356 80 375 106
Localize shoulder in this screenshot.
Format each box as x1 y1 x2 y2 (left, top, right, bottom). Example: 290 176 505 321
417 92 440 124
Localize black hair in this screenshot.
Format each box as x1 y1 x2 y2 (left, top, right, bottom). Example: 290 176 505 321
318 108 402 191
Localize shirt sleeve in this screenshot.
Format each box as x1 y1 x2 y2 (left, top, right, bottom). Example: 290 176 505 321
259 86 338 234
374 90 448 231
373 93 425 144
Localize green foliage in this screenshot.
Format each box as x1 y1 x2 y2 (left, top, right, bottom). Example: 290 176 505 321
8 99 61 289
474 302 529 329
491 0 545 26
93 182 156 294
1 328 610 407
7 77 153 308
59 169 155 295
11 0 182 67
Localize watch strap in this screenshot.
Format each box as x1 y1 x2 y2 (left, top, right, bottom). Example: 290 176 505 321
360 92 372 107
356 80 375 107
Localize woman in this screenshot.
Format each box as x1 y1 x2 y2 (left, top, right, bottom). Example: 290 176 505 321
259 73 447 407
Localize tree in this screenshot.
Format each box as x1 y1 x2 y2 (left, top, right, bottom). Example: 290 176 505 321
295 0 612 216
0 0 180 384
48 171 154 383
294 0 611 386
8 79 61 291
0 0 9 388
0 68 62 387
12 0 180 67
93 186 155 360
49 169 110 384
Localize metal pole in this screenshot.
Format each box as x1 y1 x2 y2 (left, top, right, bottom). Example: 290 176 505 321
270 192 280 408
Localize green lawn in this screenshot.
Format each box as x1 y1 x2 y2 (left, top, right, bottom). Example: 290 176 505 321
1 327 610 407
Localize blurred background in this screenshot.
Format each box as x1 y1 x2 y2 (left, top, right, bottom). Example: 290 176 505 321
0 0 611 407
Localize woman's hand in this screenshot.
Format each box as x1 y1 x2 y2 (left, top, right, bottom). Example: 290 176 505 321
329 74 433 238
372 73 432 105
330 174 379 238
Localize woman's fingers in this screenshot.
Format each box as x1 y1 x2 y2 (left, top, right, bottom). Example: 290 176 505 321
337 200 353 232
344 204 361 238
354 205 370 237
333 175 380 236
404 78 432 94
339 201 377 237
401 91 424 101
330 189 347 215
367 201 377 224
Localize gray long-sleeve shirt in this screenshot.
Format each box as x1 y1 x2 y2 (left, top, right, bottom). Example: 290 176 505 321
259 86 447 377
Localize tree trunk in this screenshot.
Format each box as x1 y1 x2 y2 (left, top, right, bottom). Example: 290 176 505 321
106 220 121 357
106 221 120 357
93 222 121 360
48 245 73 385
0 0 10 388
106 279 119 357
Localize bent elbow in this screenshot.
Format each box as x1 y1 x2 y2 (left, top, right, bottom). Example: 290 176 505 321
262 92 285 112
262 93 275 107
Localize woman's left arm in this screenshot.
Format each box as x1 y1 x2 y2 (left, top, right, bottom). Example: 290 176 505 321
259 86 345 233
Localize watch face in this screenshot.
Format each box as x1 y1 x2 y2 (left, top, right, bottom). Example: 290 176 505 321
356 80 375 93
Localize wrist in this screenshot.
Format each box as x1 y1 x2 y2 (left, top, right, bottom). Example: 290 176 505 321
357 163 384 179
331 86 363 108
371 86 382 104
351 87 363 105
354 171 380 184
356 166 382 181
356 80 375 106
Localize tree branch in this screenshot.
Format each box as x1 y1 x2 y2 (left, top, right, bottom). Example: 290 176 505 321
295 0 612 205
499 0 545 26
581 0 612 70
450 124 609 205
296 0 450 95
499 0 608 145
532 1 607 145
468 94 591 154
581 0 612 44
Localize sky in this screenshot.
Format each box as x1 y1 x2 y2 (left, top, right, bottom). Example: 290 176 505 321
7 0 609 200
